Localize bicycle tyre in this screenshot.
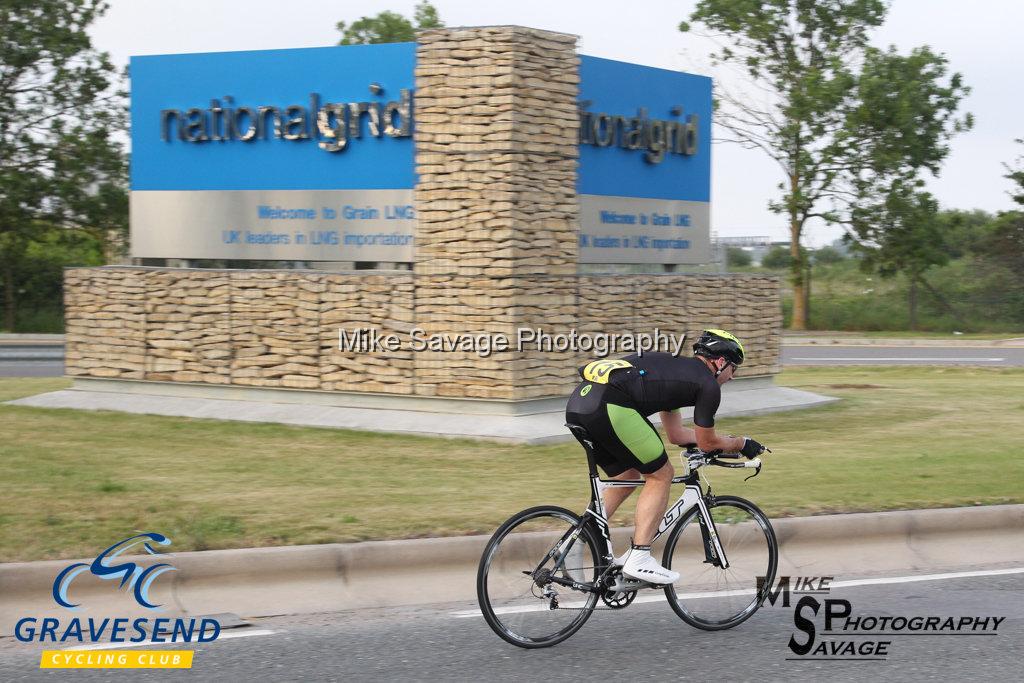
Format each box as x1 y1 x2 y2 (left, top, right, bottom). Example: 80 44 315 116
662 495 778 630
477 505 601 648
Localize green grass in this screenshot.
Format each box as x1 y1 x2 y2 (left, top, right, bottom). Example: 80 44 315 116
1 367 1023 562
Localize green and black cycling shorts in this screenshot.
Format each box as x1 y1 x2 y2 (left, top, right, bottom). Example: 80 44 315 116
565 380 668 477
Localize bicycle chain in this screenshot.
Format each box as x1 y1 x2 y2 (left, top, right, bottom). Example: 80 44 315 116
535 566 645 612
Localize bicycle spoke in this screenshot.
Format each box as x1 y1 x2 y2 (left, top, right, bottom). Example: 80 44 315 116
478 507 601 647
663 497 778 630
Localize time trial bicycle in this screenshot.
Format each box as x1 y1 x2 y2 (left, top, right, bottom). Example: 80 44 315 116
476 423 778 648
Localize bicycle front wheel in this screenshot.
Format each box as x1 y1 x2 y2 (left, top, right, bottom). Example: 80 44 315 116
477 506 601 648
663 495 778 630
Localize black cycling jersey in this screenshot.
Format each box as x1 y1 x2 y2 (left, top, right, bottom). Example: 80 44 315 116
586 352 722 427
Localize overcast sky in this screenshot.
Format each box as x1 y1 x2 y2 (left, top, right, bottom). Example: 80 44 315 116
89 0 1022 247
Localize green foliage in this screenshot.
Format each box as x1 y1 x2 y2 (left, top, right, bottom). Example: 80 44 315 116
682 1 970 329
934 208 994 258
0 0 127 331
337 1 443 45
812 246 845 265
850 186 947 279
1006 139 1024 207
762 246 793 269
725 246 752 267
0 224 102 331
783 255 1024 332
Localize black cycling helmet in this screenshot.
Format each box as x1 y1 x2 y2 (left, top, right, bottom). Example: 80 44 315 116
692 329 745 366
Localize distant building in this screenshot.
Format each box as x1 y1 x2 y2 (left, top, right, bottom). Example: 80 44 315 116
717 235 777 266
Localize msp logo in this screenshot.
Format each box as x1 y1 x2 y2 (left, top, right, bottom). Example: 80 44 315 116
53 533 176 610
758 575 1006 662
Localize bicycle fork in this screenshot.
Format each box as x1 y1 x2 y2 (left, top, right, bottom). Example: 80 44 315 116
694 494 729 569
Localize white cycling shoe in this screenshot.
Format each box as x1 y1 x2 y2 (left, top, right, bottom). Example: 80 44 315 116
621 549 680 585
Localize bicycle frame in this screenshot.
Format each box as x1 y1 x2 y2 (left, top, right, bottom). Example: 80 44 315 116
540 426 733 590
582 465 728 571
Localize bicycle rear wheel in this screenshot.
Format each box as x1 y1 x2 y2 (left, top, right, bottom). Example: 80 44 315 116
662 495 777 630
477 506 601 648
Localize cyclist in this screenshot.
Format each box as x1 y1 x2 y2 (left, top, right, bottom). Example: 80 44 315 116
565 329 767 584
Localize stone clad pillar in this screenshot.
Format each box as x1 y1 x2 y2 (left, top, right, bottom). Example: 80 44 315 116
413 26 580 399
414 26 579 276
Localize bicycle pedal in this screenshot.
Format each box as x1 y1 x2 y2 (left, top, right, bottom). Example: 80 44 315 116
611 580 645 592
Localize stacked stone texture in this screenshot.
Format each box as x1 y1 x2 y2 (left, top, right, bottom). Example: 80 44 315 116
229 271 322 389
320 274 415 394
144 269 231 383
574 275 782 378
64 267 781 396
415 26 579 277
64 268 146 379
413 27 580 398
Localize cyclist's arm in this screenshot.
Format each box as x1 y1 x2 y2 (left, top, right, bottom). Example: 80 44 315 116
694 426 745 454
659 410 695 446
692 380 743 452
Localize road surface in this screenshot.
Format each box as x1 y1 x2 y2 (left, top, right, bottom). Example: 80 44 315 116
782 345 1024 367
1 567 1020 681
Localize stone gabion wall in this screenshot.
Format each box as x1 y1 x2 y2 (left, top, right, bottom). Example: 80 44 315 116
145 270 231 384
320 274 415 395
64 267 781 399
229 272 323 389
64 268 146 379
413 26 580 399
573 275 782 389
414 26 579 278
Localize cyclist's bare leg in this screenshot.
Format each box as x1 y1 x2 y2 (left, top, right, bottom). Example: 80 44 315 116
602 468 640 518
632 460 675 545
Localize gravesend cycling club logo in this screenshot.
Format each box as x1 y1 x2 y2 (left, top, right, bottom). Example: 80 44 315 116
53 532 176 610
16 532 220 659
759 576 1005 662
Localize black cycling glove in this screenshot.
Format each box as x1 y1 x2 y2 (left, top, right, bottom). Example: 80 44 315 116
740 438 766 459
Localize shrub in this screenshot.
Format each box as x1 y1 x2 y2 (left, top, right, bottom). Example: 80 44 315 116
761 246 792 269
726 246 752 267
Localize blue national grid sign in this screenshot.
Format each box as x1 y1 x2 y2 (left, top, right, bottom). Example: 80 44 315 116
577 55 711 201
130 44 416 192
129 44 711 263
576 56 712 263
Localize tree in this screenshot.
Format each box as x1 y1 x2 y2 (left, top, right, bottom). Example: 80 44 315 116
849 183 952 330
337 1 443 45
1006 139 1024 207
725 246 752 267
761 246 792 270
934 208 993 259
681 1 970 329
972 145 1024 324
0 0 127 331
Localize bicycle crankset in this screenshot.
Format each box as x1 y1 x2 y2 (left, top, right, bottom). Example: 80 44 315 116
601 587 638 609
599 571 640 609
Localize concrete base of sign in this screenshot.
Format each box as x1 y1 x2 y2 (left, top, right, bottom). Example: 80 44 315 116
8 377 837 444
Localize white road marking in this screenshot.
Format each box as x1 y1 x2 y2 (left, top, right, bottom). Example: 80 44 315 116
64 629 277 651
455 567 1024 619
827 567 1024 589
789 357 1005 362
